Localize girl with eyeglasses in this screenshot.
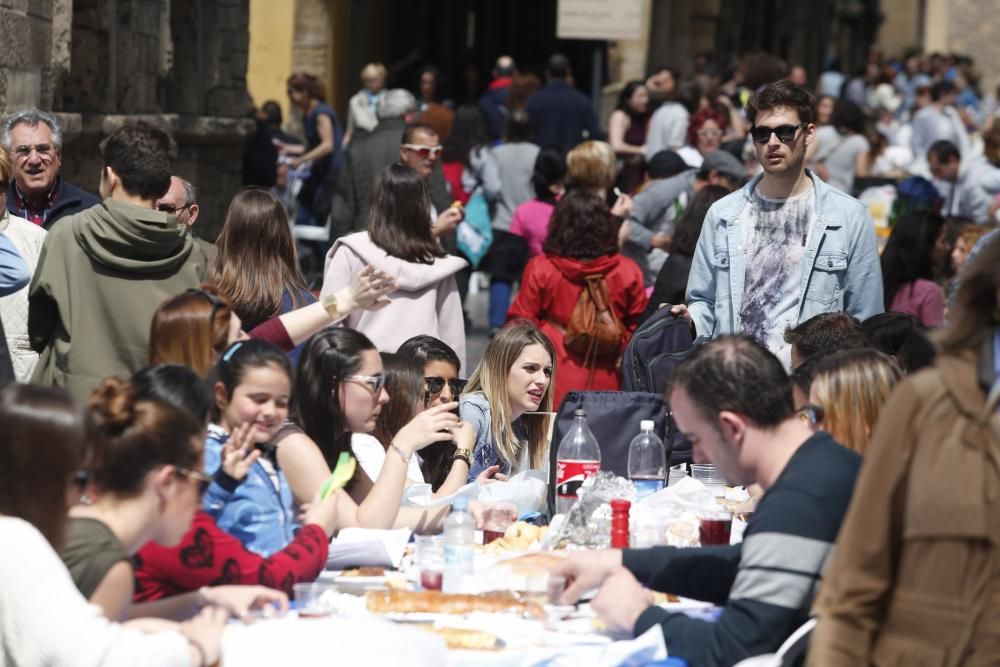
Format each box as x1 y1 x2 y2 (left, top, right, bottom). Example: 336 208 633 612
60 377 287 626
677 106 729 169
0 384 232 667
277 328 467 533
202 340 339 557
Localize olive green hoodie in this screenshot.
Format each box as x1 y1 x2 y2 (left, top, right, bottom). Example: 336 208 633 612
28 199 212 400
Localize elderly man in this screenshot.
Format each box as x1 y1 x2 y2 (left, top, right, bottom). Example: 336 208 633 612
2 108 99 228
155 175 200 228
330 89 453 240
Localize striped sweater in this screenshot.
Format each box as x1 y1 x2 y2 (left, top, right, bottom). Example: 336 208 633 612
623 432 861 666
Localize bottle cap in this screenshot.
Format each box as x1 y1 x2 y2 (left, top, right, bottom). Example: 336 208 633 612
610 498 631 512
452 497 468 512
574 408 586 417
640 420 654 431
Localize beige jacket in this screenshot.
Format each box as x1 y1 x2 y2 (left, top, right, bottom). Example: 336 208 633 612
808 347 1000 666
0 212 45 381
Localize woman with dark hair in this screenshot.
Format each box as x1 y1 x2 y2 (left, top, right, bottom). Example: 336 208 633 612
510 147 567 257
280 72 344 226
643 184 730 320
811 98 871 194
808 235 1000 666
0 384 231 666
211 189 315 361
416 65 455 140
441 104 501 208
608 80 651 193
861 312 937 373
881 210 946 326
508 190 648 405
321 163 469 367
677 106 728 168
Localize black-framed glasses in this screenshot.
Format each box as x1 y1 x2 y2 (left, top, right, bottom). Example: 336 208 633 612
798 404 824 427
425 377 467 397
185 288 226 324
749 122 807 145
158 203 193 215
176 467 212 495
13 143 54 159
344 374 387 395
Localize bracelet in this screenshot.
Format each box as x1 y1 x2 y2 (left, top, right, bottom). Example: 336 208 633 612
186 636 208 667
452 449 471 467
321 292 341 320
390 443 411 464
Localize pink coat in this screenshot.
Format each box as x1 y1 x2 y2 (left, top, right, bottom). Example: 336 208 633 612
509 199 555 257
322 233 469 368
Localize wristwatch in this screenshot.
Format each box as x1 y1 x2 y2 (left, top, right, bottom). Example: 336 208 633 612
452 448 472 466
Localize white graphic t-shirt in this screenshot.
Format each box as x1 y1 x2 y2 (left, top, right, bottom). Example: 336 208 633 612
739 186 815 367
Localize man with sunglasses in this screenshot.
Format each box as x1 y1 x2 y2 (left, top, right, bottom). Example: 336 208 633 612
679 80 882 367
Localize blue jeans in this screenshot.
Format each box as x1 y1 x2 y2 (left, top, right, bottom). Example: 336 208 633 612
489 279 512 329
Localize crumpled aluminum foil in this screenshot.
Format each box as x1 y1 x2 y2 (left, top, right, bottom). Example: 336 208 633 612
549 471 637 549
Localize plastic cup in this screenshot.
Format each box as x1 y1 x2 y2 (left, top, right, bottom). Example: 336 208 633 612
415 534 444 591
293 582 336 618
698 510 733 546
481 503 518 544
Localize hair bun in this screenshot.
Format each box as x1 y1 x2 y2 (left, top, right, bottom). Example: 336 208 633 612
87 378 137 430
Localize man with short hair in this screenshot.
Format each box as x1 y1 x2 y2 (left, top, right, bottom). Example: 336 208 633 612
554 336 862 666
28 122 212 400
525 54 601 151
927 139 991 222
479 55 516 142
622 150 745 286
330 89 452 239
2 108 100 228
155 175 200 228
784 311 868 368
910 80 969 163
678 80 883 366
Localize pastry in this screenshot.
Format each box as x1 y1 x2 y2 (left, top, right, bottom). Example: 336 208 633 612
366 589 545 619
420 626 502 651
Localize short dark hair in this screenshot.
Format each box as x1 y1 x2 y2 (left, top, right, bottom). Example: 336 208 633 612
830 99 866 135
928 139 960 163
546 53 571 78
503 109 533 144
261 100 283 126
783 312 868 364
930 79 956 102
401 123 439 146
543 189 618 260
397 335 461 373
132 364 214 425
861 312 936 373
671 336 794 429
100 121 177 200
368 163 446 264
745 79 816 127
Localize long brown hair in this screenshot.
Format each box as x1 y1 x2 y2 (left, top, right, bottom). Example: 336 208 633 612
0 385 87 551
939 232 1000 354
149 284 232 377
372 353 425 454
463 321 555 471
211 189 310 329
543 189 618 260
368 164 445 264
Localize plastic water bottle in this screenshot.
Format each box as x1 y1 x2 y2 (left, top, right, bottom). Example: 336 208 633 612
441 497 475 593
555 409 601 515
628 420 666 500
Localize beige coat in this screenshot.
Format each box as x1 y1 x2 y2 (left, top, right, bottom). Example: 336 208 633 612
0 212 45 381
808 348 1000 666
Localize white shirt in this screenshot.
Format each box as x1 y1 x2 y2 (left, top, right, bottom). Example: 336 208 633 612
351 433 425 484
0 516 189 667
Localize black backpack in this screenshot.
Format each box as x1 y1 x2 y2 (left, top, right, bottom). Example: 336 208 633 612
547 390 671 515
621 306 700 464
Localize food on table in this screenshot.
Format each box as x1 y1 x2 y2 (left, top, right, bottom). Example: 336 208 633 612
419 626 502 651
366 590 545 619
496 552 566 575
651 592 681 604
340 566 386 577
482 521 548 554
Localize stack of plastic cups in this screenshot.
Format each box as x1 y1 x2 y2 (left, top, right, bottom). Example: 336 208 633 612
690 464 726 497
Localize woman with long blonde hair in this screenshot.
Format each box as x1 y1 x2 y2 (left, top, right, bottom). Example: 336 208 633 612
805 349 902 455
460 321 556 481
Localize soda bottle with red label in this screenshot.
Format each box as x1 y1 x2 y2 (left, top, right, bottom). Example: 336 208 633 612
555 408 601 515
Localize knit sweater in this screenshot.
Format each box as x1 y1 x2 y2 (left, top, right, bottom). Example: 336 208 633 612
0 211 45 381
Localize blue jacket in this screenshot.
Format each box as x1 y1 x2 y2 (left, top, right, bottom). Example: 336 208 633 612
460 392 528 482
6 178 100 229
686 170 884 340
524 80 602 152
202 424 298 557
0 232 30 296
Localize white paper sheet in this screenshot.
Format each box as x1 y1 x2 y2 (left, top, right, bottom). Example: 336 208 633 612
325 527 411 569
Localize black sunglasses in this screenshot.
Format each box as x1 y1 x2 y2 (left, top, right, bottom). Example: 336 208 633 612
749 122 807 145
425 377 467 396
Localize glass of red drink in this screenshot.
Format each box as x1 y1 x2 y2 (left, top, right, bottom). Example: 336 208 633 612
415 534 444 591
481 503 518 545
698 510 733 546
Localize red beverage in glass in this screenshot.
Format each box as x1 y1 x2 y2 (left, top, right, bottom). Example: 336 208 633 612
699 517 732 546
483 529 505 545
420 570 443 591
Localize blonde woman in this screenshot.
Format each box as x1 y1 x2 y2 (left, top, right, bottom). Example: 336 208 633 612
805 349 902 455
460 322 556 481
345 63 387 145
566 140 633 219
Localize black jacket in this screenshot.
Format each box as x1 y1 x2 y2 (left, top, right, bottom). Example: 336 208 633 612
7 178 100 230
478 84 510 142
524 80 602 151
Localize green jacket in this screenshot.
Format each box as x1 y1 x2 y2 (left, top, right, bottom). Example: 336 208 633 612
28 199 212 400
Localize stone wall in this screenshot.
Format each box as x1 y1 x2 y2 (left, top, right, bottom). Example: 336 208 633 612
0 0 56 110
946 0 1000 94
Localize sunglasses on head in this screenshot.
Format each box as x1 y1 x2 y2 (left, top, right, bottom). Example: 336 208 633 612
749 122 807 145
425 377 467 396
176 467 212 495
402 144 443 159
185 288 226 324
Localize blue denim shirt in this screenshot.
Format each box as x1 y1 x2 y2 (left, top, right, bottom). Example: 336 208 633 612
461 392 528 482
686 170 884 342
202 424 298 557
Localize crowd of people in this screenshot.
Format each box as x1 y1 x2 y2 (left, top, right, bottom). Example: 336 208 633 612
1 45 999 667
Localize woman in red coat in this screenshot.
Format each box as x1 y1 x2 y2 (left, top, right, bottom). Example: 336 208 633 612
508 189 648 408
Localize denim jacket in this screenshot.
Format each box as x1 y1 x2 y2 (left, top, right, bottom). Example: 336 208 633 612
686 170 884 340
460 392 528 482
202 424 298 557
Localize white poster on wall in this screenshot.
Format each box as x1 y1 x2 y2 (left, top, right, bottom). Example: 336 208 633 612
557 0 644 41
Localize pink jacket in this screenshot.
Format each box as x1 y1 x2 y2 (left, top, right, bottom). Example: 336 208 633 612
509 199 555 257
322 233 468 368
